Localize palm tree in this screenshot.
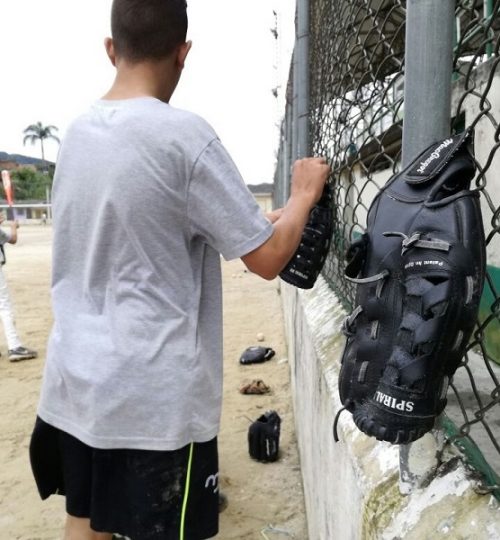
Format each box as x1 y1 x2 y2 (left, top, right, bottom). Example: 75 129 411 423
23 122 60 167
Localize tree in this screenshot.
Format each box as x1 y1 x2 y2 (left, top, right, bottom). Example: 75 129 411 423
22 122 60 166
9 167 52 201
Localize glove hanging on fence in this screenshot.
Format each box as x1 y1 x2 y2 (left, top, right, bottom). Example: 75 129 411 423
336 128 486 445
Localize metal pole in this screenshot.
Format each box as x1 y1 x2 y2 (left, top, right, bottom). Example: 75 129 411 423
296 0 310 158
292 46 299 163
46 185 52 222
285 100 294 203
402 0 455 165
400 0 455 494
485 0 494 58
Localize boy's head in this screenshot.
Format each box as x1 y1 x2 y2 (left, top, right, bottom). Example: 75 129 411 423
110 0 188 63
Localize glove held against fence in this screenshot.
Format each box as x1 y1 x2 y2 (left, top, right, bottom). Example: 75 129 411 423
279 183 333 289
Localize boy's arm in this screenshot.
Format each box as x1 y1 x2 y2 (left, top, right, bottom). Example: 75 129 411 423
7 221 19 244
242 157 330 280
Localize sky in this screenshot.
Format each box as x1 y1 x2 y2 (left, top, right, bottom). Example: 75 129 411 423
0 1 295 185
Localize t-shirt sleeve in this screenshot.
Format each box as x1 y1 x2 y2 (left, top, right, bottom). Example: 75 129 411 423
187 139 273 261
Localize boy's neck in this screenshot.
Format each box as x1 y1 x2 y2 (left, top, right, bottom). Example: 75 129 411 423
102 58 179 103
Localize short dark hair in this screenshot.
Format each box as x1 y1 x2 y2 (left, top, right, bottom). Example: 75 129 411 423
111 0 188 62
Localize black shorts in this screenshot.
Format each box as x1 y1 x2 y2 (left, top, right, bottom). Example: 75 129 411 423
29 417 219 540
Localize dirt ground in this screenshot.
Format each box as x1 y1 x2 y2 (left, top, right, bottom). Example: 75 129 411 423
0 225 307 540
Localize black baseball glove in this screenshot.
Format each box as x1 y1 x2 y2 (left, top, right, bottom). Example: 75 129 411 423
279 183 333 289
248 410 281 462
337 129 486 444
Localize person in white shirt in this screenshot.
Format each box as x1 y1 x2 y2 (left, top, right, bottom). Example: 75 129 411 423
29 1 329 538
0 213 37 361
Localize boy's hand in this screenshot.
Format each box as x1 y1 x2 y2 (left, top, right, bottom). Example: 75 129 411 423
241 156 330 281
290 157 330 207
266 208 284 224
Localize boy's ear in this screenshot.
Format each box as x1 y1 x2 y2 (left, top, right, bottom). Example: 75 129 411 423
176 40 192 69
104 37 117 66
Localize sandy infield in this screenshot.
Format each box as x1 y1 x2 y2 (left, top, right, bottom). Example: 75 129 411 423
0 225 307 540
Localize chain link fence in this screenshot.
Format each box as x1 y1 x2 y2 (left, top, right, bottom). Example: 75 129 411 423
274 0 500 497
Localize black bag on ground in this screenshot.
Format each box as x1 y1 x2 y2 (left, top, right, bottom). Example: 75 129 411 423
248 410 281 462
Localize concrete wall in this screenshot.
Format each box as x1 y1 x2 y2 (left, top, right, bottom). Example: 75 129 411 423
280 277 500 539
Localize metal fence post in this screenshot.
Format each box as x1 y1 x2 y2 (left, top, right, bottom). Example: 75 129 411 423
292 46 299 165
296 0 310 158
399 0 455 494
402 0 454 164
285 100 294 204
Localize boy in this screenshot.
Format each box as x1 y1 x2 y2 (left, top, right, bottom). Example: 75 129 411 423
30 1 329 539
0 213 37 361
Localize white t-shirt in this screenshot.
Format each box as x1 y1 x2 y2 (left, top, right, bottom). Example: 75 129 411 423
38 97 273 450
